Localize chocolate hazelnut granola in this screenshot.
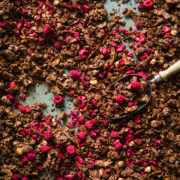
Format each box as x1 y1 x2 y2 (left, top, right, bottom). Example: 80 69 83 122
0 0 179 180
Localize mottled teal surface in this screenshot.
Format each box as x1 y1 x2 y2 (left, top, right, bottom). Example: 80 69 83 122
18 0 139 120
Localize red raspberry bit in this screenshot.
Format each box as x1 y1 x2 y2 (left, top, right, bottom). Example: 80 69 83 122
29 32 38 37
17 22 23 29
22 177 29 180
65 174 74 180
149 160 157 165
110 42 117 47
138 71 148 79
119 59 124 66
116 45 125 52
135 139 142 144
12 174 19 180
92 99 98 107
140 53 149 61
131 81 141 90
101 119 108 126
105 169 111 173
0 22 5 27
53 95 64 104
135 22 141 29
43 24 52 34
14 1 20 6
55 178 64 180
22 156 28 163
75 155 84 164
108 65 114 72
135 33 146 43
22 8 27 15
45 2 53 8
128 102 134 107
100 48 111 57
138 3 144 10
79 48 89 59
125 70 135 76
147 48 152 53
108 102 113 106
78 132 86 140
36 165 43 171
78 116 85 124
156 139 161 144
163 25 171 33
134 115 141 123
53 41 62 49
85 120 94 130
88 152 94 158
80 20 85 27
41 145 52 153
44 130 54 140
143 0 153 9
38 38 44 42
98 73 104 78
18 105 25 112
89 160 96 166
133 30 138 34
83 4 90 12
90 130 97 138
127 149 132 157
77 171 83 179
58 153 66 160
126 134 134 141
7 94 14 100
114 143 122 150
121 29 129 34
70 70 81 79
110 131 119 138
66 145 76 156
25 106 31 113
27 152 36 160
116 95 125 104
127 52 134 57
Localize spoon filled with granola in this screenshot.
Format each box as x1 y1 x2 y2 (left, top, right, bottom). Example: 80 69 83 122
102 61 180 120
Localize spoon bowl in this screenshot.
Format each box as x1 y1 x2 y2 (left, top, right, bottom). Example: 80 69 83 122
109 74 152 120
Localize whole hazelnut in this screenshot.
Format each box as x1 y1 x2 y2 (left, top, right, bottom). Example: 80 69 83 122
81 65 88 71
117 161 124 168
16 147 23 155
115 61 119 68
151 120 161 128
104 63 109 69
150 59 156 65
129 141 134 147
171 30 177 36
145 166 151 173
90 79 98 85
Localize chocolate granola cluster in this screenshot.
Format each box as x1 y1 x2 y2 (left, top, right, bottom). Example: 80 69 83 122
0 0 179 179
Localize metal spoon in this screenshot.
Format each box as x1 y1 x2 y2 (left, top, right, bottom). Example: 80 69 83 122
109 61 180 120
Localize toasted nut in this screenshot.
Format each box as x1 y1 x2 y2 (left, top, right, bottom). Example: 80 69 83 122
145 166 151 173
16 148 23 155
115 61 119 68
90 79 98 85
104 63 109 69
81 65 88 71
129 141 134 147
150 59 156 65
151 120 161 128
171 30 177 36
117 161 124 168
